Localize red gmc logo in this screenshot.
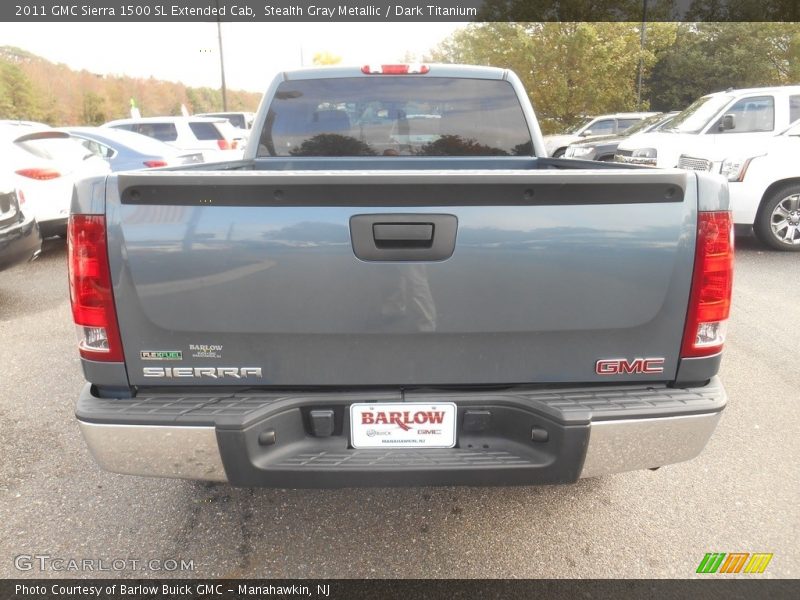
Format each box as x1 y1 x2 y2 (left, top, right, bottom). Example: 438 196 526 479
595 358 665 375
361 410 446 431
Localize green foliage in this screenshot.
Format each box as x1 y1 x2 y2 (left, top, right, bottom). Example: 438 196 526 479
430 22 800 134
474 0 799 22
646 23 800 111
312 52 342 66
0 61 37 120
431 22 676 134
684 0 800 21
81 91 106 125
0 46 261 125
476 0 674 21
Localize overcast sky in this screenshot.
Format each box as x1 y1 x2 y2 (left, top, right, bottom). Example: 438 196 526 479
0 22 466 92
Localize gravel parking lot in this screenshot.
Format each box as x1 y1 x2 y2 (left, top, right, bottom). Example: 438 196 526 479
0 237 797 579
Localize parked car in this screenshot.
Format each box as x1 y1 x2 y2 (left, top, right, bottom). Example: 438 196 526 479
0 174 41 272
678 118 800 251
60 127 203 172
71 64 731 488
103 116 243 162
564 112 679 161
196 111 254 131
196 112 253 149
616 85 800 167
2 126 110 238
543 112 658 157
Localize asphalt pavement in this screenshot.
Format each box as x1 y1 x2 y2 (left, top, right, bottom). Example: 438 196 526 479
0 236 797 578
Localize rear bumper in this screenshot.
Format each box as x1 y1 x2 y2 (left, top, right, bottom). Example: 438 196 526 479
76 378 726 487
0 213 41 272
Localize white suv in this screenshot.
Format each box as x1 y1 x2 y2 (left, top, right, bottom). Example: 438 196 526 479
616 85 800 168
678 119 800 251
103 117 242 162
196 111 254 131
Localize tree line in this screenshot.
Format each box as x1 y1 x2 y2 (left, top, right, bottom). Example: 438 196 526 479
428 22 800 134
3 22 799 133
0 46 261 126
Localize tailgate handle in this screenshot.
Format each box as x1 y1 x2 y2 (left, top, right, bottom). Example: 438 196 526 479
372 223 434 248
350 214 457 262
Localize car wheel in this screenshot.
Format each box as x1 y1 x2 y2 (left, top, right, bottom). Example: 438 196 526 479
754 184 800 251
552 148 565 158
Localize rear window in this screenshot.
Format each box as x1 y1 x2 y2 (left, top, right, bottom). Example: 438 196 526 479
226 115 246 129
790 95 800 123
199 113 250 129
616 118 642 132
16 137 90 162
133 123 178 142
217 113 247 129
258 77 533 157
587 119 615 135
189 121 224 141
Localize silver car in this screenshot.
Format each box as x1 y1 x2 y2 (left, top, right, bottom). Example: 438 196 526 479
61 127 203 172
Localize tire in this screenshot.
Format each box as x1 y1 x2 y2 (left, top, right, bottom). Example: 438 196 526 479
552 148 566 158
754 184 800 251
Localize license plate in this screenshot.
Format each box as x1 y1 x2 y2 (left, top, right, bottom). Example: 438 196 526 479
350 402 457 449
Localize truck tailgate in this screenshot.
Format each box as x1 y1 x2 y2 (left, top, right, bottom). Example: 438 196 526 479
108 169 696 387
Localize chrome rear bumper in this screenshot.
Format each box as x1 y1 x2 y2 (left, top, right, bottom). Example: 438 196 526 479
77 378 726 486
579 412 722 478
79 422 227 481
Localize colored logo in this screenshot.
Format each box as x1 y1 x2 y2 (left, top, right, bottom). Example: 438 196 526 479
140 350 182 361
596 357 664 375
360 409 446 431
696 553 773 574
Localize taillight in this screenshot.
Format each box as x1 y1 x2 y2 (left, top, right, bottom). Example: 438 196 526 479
361 64 430 75
68 215 124 362
143 160 168 168
681 211 734 358
16 168 61 180
217 139 231 150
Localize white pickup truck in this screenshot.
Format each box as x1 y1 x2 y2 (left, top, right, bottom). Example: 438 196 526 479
679 119 800 250
616 85 800 168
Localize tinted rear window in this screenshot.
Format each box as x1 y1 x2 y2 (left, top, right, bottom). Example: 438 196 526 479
189 122 224 140
133 123 178 142
616 118 642 131
258 77 533 157
790 95 800 123
215 114 246 129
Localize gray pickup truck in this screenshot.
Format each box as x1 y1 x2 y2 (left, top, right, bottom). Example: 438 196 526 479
69 65 732 487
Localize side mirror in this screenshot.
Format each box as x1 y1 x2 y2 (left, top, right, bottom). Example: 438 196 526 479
720 114 735 131
580 129 593 137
